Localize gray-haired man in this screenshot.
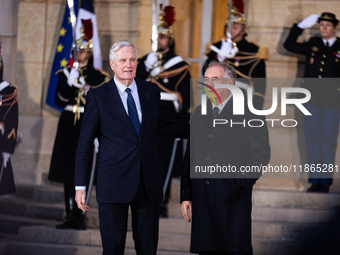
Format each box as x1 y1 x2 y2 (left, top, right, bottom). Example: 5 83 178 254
181 61 270 255
75 40 188 254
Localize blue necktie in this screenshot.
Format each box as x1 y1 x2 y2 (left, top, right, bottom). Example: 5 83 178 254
125 88 140 135
213 107 219 118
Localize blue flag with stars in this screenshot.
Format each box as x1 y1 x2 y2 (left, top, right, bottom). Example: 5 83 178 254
46 2 78 111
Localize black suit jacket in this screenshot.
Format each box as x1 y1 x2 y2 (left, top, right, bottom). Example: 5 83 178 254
75 78 187 203
181 98 270 254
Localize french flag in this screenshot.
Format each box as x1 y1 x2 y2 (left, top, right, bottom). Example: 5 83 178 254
76 0 102 69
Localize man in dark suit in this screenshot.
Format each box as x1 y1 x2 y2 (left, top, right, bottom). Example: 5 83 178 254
74 40 188 255
181 61 270 255
284 12 340 193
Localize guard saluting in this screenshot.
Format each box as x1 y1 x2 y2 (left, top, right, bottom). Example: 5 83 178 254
48 19 110 229
0 42 19 196
203 0 268 109
136 5 191 217
284 12 340 193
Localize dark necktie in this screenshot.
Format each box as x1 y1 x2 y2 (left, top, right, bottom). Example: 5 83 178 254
325 41 330 52
213 107 220 118
125 88 140 135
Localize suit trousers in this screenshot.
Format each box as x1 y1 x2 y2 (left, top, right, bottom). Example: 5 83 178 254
303 103 340 185
98 172 160 255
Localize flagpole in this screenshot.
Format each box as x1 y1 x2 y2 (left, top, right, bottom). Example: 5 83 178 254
67 0 78 68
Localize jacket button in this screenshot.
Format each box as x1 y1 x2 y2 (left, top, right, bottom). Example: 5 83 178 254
205 157 209 161
205 181 209 185
208 134 213 138
336 59 339 62
321 61 324 65
323 54 326 58
320 68 323 72
337 88 340 91
318 75 322 79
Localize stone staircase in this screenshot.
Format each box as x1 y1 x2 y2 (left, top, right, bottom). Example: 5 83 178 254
0 179 340 255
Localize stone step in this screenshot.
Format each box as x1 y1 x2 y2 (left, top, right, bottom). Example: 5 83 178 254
0 238 304 255
10 226 313 255
12 181 180 206
252 206 337 224
0 214 61 235
160 220 329 239
0 239 194 255
16 215 332 242
18 227 190 251
14 184 64 204
11 181 340 210
13 185 98 207
1 210 330 241
171 203 337 223
0 194 337 226
252 189 340 209
252 221 327 239
8 226 338 255
0 196 64 221
172 179 340 208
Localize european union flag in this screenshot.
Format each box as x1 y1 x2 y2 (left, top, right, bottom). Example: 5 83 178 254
46 2 78 111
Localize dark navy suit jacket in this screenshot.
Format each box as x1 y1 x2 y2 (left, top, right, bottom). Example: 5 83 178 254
75 78 187 203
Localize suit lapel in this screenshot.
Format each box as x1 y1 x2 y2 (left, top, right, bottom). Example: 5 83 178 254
106 79 137 136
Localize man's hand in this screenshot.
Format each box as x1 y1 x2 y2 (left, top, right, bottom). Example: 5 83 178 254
181 201 192 222
67 68 80 87
144 52 159 70
297 14 320 29
75 190 89 212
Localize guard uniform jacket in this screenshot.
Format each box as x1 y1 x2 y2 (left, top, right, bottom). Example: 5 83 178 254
0 81 18 195
48 64 109 184
203 38 267 109
284 24 340 110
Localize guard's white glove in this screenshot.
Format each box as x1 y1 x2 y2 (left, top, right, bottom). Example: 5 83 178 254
93 138 99 153
67 68 80 87
2 152 10 168
144 52 159 70
218 39 233 62
297 14 320 29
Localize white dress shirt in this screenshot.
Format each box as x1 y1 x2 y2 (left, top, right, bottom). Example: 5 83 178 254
114 76 142 123
323 37 336 47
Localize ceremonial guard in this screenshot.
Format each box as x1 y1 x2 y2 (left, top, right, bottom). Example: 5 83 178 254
0 43 19 196
48 19 110 229
284 13 340 193
203 0 268 109
136 5 191 217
